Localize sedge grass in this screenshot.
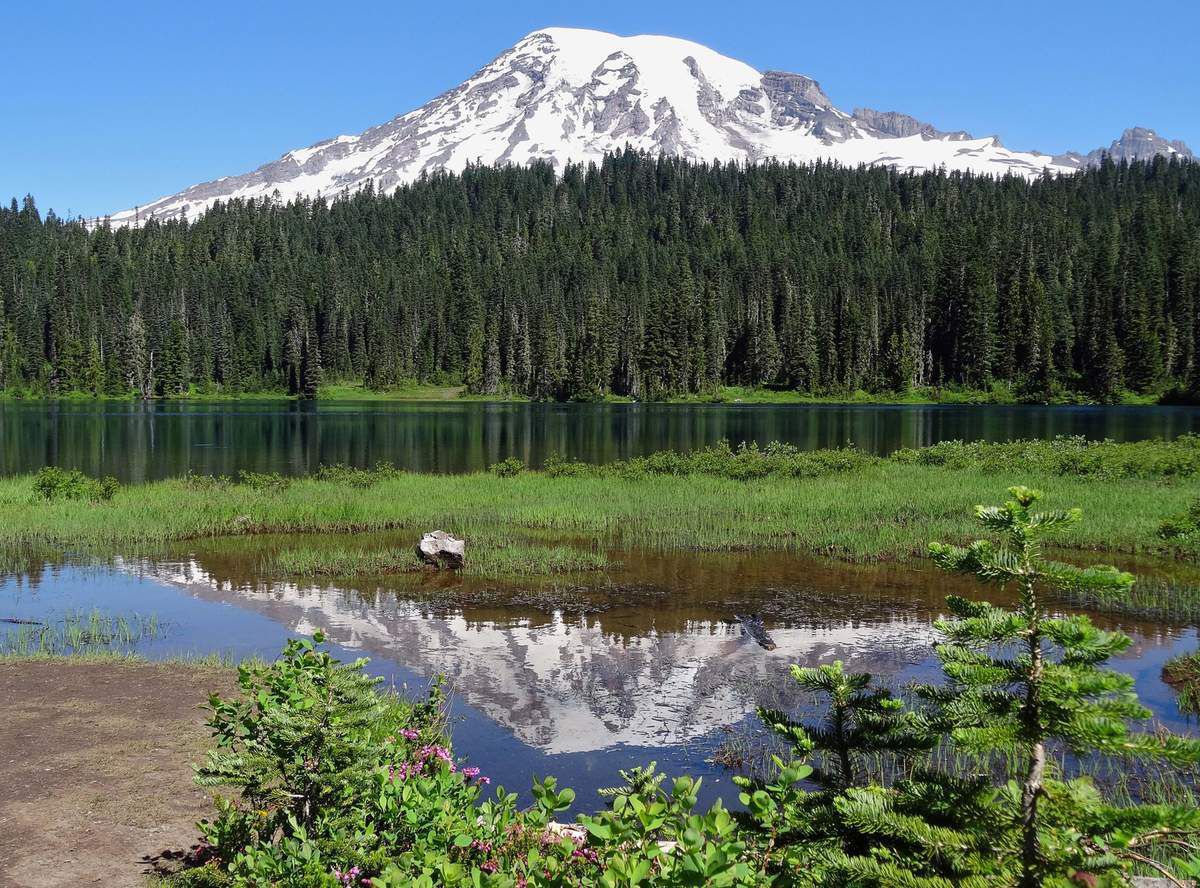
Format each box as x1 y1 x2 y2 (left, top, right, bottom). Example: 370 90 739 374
0 462 1192 562
265 535 610 580
1 608 162 657
1163 651 1200 713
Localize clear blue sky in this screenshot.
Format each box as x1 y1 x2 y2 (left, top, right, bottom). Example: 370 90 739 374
4 0 1197 219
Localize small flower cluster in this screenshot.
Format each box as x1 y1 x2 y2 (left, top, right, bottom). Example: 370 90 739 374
461 765 490 785
331 865 368 886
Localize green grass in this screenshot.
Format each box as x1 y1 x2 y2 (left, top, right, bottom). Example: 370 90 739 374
264 534 609 580
1163 651 1200 713
0 379 1175 405
0 444 1195 570
661 383 1165 406
1057 578 1200 623
0 608 162 657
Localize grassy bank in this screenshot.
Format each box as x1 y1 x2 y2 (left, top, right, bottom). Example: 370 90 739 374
0 379 1183 405
2 440 1198 571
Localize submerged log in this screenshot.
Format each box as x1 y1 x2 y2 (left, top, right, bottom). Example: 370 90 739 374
734 613 777 650
415 530 465 570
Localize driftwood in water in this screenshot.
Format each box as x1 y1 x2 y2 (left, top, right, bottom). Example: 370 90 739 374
734 613 776 650
1 618 43 625
415 530 465 570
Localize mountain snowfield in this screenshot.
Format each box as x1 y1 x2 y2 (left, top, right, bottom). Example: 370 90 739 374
103 27 1194 227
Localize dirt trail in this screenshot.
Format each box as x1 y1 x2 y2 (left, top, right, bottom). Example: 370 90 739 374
0 661 235 888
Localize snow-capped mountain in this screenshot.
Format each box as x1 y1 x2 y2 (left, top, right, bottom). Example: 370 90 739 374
102 27 1194 227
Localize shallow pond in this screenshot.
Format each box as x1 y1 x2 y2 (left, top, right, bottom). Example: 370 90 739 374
4 543 1196 812
3 399 1200 481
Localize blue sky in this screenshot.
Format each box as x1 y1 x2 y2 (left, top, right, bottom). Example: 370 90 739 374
4 0 1197 218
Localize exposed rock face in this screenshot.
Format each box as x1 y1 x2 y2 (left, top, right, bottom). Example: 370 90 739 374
98 28 1194 228
1054 126 1196 169
415 530 465 570
852 108 970 141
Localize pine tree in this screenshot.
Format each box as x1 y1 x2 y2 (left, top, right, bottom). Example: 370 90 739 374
927 486 1200 886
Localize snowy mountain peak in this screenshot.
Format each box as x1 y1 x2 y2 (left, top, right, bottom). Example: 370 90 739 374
101 28 1193 227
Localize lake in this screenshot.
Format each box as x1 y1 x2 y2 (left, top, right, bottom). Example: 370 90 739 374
4 543 1197 812
2 399 1200 481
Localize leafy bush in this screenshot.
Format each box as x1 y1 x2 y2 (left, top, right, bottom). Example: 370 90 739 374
235 470 291 493
892 435 1200 480
180 633 759 887
32 466 119 502
314 462 401 488
489 457 526 478
1159 498 1200 539
543 452 589 478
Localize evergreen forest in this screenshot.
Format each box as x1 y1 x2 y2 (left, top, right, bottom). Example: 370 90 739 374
2 151 1198 402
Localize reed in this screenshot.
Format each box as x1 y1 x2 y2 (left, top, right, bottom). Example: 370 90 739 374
0 608 162 657
1163 650 1200 713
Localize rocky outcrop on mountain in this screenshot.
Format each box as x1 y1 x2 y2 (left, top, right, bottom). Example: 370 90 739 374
1054 126 1195 169
851 108 970 141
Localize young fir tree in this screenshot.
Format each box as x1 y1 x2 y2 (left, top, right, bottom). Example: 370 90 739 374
738 662 1010 886
927 486 1200 887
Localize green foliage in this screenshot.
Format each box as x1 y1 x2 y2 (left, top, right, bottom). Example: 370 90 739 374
489 456 526 477
32 465 118 502
1159 497 1200 539
5 156 1200 402
234 470 291 493
737 663 1007 887
312 462 401 488
894 435 1200 480
1163 650 1200 714
927 486 1200 886
183 634 767 887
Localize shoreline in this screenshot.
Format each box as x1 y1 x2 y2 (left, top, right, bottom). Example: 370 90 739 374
0 382 1184 407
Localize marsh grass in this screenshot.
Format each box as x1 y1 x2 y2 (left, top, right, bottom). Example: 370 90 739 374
0 608 161 657
0 439 1196 577
1057 578 1200 624
1163 651 1200 713
265 532 610 580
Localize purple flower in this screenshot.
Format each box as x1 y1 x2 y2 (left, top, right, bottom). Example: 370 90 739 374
399 728 420 741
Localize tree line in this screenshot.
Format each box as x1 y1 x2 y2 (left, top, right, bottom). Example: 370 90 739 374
2 151 1199 401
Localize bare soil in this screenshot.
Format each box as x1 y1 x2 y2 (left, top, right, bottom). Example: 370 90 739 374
0 660 236 888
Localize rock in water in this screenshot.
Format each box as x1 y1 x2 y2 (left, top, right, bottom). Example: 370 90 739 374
415 531 465 570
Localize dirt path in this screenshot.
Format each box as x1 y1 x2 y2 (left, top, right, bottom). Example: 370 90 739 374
0 660 236 888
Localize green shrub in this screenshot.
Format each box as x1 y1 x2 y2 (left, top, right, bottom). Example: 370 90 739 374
1159 498 1200 539
314 462 400 488
235 470 291 493
543 452 589 478
892 435 1200 480
32 466 119 502
488 457 525 477
181 633 761 887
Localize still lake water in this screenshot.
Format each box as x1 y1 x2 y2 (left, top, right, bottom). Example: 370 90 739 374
2 399 1200 481
4 544 1197 811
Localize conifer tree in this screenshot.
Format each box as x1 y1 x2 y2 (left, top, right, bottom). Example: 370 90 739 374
927 486 1200 886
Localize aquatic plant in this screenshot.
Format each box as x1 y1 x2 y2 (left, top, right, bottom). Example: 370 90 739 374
0 608 161 657
1164 651 1200 714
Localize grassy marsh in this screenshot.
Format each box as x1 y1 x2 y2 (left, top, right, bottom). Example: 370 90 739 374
0 440 1197 571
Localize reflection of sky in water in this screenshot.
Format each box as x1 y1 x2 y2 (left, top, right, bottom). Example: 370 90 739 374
4 557 1196 812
